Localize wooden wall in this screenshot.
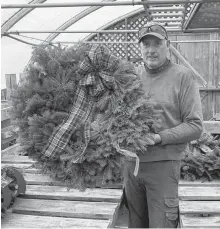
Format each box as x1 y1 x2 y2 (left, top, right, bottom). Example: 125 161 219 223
90 28 219 120
87 9 220 120
2 33 220 121
169 32 220 121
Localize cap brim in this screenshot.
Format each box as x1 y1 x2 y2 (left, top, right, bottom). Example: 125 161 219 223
138 32 165 42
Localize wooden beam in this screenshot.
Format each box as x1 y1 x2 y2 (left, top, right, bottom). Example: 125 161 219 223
184 28 220 33
169 44 207 86
12 198 118 219
203 121 220 134
1 155 36 164
179 179 220 187
179 186 220 200
173 40 220 43
2 213 111 228
20 185 122 202
1 163 39 171
1 143 20 157
181 215 220 228
179 200 220 214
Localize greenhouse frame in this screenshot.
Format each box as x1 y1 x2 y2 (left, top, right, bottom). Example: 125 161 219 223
1 1 220 228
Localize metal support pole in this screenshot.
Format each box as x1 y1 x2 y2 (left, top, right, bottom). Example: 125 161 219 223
52 40 220 44
3 30 139 34
1 0 47 34
4 34 39 46
2 0 219 9
3 28 183 35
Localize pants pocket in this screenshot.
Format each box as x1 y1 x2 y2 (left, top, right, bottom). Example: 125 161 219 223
164 197 179 228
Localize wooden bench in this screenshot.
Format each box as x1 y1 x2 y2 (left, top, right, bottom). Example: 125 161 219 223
2 121 220 228
179 181 220 228
1 151 123 228
179 121 220 228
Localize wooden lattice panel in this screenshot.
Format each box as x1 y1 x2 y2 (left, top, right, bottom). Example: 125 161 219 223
88 12 148 62
184 3 197 22
187 2 220 29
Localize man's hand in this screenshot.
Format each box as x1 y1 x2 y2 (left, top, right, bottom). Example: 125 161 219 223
154 134 162 144
148 133 162 145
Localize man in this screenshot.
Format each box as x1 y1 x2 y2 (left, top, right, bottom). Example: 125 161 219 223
123 22 203 228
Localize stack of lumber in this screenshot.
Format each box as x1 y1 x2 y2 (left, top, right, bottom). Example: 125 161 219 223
1 144 123 229
179 180 220 228
113 180 220 228
179 121 220 228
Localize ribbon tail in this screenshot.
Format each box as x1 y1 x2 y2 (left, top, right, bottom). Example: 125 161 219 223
42 88 93 159
114 143 139 177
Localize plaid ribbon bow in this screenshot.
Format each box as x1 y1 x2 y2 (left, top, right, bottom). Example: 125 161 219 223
41 45 120 161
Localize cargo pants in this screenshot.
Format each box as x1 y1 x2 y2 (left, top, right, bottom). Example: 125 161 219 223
123 160 180 228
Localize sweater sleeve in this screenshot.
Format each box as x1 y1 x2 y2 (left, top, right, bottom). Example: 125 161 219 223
158 71 203 145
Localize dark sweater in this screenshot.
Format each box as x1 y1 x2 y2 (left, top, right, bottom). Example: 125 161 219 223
137 61 203 162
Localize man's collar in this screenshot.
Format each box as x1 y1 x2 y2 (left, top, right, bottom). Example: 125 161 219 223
144 59 170 74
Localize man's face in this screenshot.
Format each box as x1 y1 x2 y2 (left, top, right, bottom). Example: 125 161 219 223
139 36 169 69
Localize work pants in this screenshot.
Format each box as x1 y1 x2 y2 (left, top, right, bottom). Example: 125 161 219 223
123 160 180 228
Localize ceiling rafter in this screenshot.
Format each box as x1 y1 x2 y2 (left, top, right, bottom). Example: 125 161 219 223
1 0 47 34
84 8 145 41
43 0 116 44
1 0 219 9
1 0 219 45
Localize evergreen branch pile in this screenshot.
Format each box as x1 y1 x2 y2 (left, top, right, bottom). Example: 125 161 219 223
10 44 162 190
181 131 220 181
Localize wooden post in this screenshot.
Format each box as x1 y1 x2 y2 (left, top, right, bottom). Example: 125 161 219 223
5 74 17 100
125 18 128 61
19 72 25 81
1 88 7 100
169 45 207 86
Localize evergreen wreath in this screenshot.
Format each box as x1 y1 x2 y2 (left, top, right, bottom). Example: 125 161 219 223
11 44 162 190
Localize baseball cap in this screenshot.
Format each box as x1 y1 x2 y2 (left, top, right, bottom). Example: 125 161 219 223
138 22 168 43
